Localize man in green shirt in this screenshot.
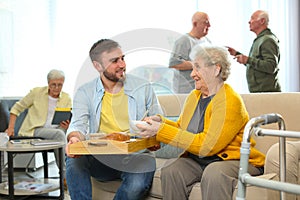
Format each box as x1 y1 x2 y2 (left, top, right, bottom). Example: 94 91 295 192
227 10 281 92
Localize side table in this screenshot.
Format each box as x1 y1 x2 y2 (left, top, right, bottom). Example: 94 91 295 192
0 140 64 200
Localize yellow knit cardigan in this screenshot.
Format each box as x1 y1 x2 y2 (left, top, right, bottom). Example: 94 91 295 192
157 84 265 167
10 86 72 137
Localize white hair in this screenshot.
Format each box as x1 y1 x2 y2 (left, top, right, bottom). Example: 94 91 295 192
190 45 231 81
47 69 65 83
258 10 269 26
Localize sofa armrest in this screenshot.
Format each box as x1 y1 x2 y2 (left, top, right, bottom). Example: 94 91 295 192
0 98 27 135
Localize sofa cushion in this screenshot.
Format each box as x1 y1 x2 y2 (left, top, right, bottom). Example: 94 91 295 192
90 157 201 199
240 93 300 155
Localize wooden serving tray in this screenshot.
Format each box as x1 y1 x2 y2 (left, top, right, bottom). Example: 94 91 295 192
69 137 159 155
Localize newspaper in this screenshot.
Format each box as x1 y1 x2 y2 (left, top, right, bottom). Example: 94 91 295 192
4 179 56 193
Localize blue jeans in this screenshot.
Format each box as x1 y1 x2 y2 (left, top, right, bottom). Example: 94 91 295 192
66 153 155 200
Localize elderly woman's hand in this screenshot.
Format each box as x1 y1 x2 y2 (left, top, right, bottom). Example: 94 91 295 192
60 120 70 130
136 119 161 138
143 115 162 123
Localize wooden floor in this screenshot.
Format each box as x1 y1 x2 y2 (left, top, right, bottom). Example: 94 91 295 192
0 161 70 200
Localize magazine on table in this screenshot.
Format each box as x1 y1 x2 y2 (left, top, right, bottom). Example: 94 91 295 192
4 179 56 193
10 138 42 144
30 139 61 146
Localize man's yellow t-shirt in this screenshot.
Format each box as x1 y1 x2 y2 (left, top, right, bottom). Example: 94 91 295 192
99 88 129 134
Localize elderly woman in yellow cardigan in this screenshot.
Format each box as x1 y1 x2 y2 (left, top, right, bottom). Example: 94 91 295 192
6 69 71 184
137 46 265 200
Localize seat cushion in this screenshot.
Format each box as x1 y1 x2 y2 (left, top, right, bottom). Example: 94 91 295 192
91 158 201 199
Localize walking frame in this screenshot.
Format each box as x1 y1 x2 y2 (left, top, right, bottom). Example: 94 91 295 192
236 113 300 200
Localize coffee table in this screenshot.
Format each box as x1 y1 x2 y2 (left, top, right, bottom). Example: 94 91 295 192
0 139 64 200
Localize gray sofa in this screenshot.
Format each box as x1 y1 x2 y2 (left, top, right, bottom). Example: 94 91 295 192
91 92 300 200
0 97 27 134
0 97 24 168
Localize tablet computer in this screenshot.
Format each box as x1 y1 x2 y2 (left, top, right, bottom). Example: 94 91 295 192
51 108 72 125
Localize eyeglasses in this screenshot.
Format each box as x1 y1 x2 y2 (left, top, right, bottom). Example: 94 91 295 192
49 83 63 89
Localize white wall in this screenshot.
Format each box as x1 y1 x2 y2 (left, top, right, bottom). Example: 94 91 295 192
0 0 299 97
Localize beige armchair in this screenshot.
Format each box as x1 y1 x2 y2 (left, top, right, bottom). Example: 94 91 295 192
265 141 300 200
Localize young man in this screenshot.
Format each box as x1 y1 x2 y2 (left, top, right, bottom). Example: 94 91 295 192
65 39 162 200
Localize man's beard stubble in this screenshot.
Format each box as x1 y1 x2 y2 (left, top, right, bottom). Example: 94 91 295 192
103 69 126 83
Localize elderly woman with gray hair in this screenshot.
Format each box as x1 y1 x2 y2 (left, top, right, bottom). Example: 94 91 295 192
137 46 265 199
6 69 72 183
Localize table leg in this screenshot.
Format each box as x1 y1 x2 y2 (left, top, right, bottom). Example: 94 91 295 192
0 151 2 183
58 147 64 199
42 151 48 178
8 152 14 200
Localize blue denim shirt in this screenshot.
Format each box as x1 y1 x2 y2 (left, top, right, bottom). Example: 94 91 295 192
67 74 163 137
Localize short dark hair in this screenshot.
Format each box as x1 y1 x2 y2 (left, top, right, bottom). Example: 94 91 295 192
89 39 120 62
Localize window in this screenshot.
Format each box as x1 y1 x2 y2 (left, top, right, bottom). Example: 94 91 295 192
0 0 299 97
